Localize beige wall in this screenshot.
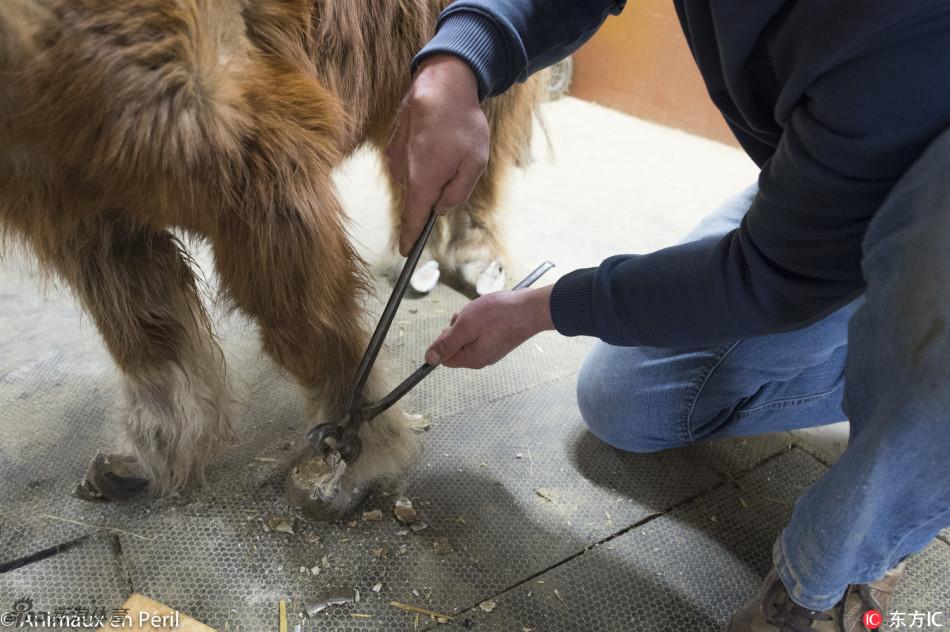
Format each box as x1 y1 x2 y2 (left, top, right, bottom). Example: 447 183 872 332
571 0 739 147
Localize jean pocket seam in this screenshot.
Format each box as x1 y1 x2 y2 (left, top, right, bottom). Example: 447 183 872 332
733 388 838 419
681 341 742 443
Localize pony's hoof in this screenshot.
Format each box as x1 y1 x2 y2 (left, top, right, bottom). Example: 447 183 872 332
75 453 150 502
410 259 441 294
475 259 507 295
285 447 369 521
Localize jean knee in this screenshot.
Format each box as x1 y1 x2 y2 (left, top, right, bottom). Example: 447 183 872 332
576 342 688 454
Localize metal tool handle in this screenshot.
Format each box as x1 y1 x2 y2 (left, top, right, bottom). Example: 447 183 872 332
511 260 555 291
347 211 438 412
360 260 556 420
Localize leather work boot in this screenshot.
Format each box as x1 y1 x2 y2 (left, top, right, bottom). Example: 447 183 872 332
727 563 905 632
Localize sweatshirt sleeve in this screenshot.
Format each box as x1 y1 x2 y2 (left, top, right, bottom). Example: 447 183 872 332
414 0 626 99
551 24 950 347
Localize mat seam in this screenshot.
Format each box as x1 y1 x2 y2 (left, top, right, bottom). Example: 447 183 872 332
421 446 812 630
110 534 136 596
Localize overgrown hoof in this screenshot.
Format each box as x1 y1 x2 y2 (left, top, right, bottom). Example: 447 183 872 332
474 259 507 296
75 452 150 502
456 257 507 296
285 447 370 521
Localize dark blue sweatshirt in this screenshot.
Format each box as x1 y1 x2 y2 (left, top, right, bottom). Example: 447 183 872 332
417 1 950 347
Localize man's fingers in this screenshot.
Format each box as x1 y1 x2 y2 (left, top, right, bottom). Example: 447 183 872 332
425 321 472 366
384 92 412 174
441 344 486 369
386 147 408 186
424 331 457 366
385 105 410 185
435 156 485 211
399 210 427 256
400 173 441 255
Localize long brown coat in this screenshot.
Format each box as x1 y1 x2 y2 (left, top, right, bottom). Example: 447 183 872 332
0 0 543 506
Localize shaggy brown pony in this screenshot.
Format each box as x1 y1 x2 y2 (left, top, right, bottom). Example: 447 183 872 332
0 0 543 511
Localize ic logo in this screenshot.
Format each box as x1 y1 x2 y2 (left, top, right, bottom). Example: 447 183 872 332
863 609 883 630
1 598 35 628
11 598 33 613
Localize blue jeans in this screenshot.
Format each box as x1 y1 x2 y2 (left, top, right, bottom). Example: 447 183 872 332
576 130 950 611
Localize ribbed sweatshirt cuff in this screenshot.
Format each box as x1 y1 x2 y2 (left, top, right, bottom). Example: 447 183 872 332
550 268 598 338
412 11 510 101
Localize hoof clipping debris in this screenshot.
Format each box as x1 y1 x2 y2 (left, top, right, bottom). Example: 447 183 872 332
393 497 418 524
362 509 383 521
305 587 358 616
285 447 368 522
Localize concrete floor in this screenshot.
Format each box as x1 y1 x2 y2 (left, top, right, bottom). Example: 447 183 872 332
1 97 948 631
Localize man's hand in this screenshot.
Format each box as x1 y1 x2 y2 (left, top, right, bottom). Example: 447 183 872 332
426 286 556 369
386 55 489 256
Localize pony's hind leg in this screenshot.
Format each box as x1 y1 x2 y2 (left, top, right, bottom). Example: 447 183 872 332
26 213 234 499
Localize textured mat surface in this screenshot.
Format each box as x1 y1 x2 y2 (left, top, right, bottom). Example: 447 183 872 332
1 533 131 626
4 264 950 631
437 449 950 632
0 272 129 567
6 371 726 630
4 260 950 631
0 267 781 629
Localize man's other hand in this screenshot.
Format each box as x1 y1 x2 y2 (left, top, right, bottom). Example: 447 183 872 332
386 55 489 256
425 286 556 369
